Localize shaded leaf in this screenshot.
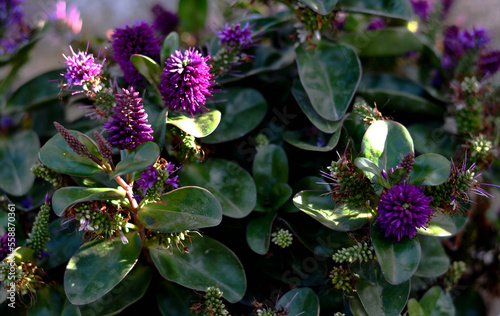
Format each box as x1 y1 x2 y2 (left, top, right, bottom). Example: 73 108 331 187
130 54 162 86
52 186 126 216
160 32 179 65
298 0 338 15
415 235 450 278
246 212 276 254
283 128 342 152
109 142 160 178
410 153 450 186
178 0 207 32
277 287 320 316
419 286 456 316
340 0 413 19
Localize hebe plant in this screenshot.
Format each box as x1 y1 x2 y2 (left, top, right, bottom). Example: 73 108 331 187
1 0 500 315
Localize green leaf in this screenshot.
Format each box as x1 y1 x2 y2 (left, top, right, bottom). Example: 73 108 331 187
0 130 39 196
350 294 370 316
410 153 450 186
283 128 342 152
246 212 276 254
78 264 152 316
139 186 222 232
419 286 456 316
298 0 338 15
149 235 246 303
353 262 410 316
203 88 267 143
167 110 221 138
253 144 288 201
291 79 344 134
268 182 293 211
152 106 169 149
52 186 126 216
39 133 102 176
178 0 207 32
160 32 179 65
371 222 421 285
408 123 458 158
156 281 195 316
41 218 83 270
340 0 413 19
415 235 450 278
276 287 320 316
293 190 370 231
27 284 81 316
130 54 162 86
417 213 467 237
64 231 141 305
295 40 361 121
355 157 383 179
408 299 426 316
179 159 256 218
339 28 423 56
360 90 445 117
361 120 414 171
109 142 159 178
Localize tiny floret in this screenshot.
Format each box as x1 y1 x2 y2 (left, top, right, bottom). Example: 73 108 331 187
218 23 253 49
61 44 104 94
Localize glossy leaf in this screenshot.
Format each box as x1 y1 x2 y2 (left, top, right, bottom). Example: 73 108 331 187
0 130 39 196
340 0 413 19
27 285 81 316
268 182 293 211
292 79 345 133
156 281 194 316
415 235 450 278
277 287 320 316
246 212 276 254
295 40 361 121
339 28 423 56
408 299 426 316
203 88 267 143
293 190 370 231
52 186 126 216
64 231 141 305
39 133 102 176
298 0 338 15
178 159 256 218
360 90 444 117
355 157 383 179
417 212 467 237
160 31 179 64
283 128 341 152
78 264 152 316
152 106 169 148
419 286 456 316
353 262 410 316
109 142 160 178
371 222 421 285
139 186 222 232
410 153 450 186
408 123 458 158
42 219 83 270
167 110 221 138
149 235 246 303
361 120 414 171
350 294 370 316
130 54 162 86
178 0 207 32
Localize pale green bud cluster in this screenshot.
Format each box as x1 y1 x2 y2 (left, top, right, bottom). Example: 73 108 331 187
271 229 293 248
256 309 278 316
255 133 270 151
0 261 41 296
334 313 346 316
444 261 467 291
329 266 353 293
143 166 170 203
460 76 481 95
210 47 241 77
470 134 493 161
26 203 51 257
31 162 62 188
204 286 230 316
74 203 127 238
332 242 374 263
353 98 383 126
154 230 193 253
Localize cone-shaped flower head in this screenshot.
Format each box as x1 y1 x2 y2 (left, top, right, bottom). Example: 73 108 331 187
377 183 433 242
61 44 104 93
159 48 214 116
103 87 153 150
151 4 178 37
218 23 253 49
111 21 161 87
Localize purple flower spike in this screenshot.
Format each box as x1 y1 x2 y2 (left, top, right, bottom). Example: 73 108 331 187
159 48 215 116
137 165 159 195
218 23 253 49
366 17 385 31
111 21 161 87
103 87 154 150
377 183 433 242
409 0 432 20
61 44 104 93
479 50 500 76
151 4 178 37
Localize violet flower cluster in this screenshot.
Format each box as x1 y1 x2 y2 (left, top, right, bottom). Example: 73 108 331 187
0 0 30 55
61 44 104 94
218 23 253 49
151 4 178 37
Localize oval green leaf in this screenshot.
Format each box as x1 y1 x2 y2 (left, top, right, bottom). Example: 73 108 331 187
149 235 246 303
64 231 141 305
167 110 221 138
178 0 207 32
39 133 102 176
419 286 456 316
360 90 445 117
179 159 256 218
407 123 458 158
52 186 126 216
253 144 288 197
42 218 83 270
298 0 338 15
161 31 179 65
354 157 383 179
361 120 414 171
130 54 162 86
371 222 421 285
340 0 413 20
139 186 222 232
156 280 195 316
203 88 267 143
277 287 320 316
109 142 160 178
291 79 344 133
283 128 341 152
410 153 450 186
293 190 370 231
417 212 467 237
414 235 450 278
0 130 39 196
246 212 276 254
295 40 361 121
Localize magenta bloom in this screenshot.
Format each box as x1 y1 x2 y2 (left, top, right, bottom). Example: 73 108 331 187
377 183 433 242
218 23 253 49
111 21 161 87
159 48 214 116
409 0 432 20
137 165 159 194
103 87 153 150
366 17 385 31
61 45 104 93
